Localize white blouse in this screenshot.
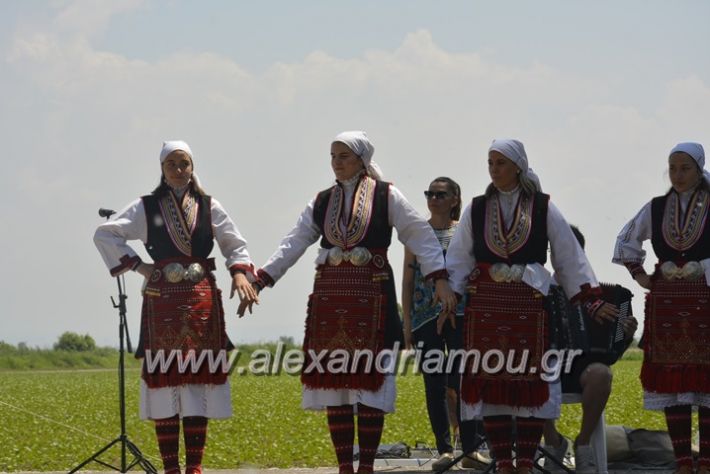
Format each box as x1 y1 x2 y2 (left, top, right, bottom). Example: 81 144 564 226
94 196 253 275
612 189 710 283
261 177 446 282
611 189 701 266
446 188 598 299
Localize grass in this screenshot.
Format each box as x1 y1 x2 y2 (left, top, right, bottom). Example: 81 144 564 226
0 358 666 472
0 347 142 371
557 359 667 437
0 341 300 372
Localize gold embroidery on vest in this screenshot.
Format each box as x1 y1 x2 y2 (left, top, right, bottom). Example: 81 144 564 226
158 191 199 256
324 176 377 249
484 193 534 259
662 189 708 252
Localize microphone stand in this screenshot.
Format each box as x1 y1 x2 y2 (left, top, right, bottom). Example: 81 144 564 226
69 209 157 473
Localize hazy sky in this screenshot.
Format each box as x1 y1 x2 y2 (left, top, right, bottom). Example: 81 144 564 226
1 0 709 347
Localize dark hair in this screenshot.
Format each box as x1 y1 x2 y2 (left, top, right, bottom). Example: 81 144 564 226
430 176 462 220
569 224 585 250
152 174 207 197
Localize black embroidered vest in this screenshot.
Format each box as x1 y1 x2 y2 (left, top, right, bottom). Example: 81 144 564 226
650 189 710 262
471 191 549 265
142 193 214 261
313 179 392 249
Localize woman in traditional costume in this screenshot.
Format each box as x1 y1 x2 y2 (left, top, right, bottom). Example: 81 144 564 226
253 131 457 474
94 140 258 474
613 142 710 474
446 139 617 473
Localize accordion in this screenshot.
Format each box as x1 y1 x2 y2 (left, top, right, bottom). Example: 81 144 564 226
547 283 633 363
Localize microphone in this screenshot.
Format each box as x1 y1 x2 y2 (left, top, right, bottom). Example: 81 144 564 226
98 208 116 218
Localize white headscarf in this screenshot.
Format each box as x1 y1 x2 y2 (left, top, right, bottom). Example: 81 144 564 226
160 140 193 163
332 131 383 180
669 142 710 185
488 138 542 191
159 140 201 189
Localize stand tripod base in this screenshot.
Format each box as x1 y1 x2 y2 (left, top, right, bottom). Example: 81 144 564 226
69 272 156 473
69 435 158 473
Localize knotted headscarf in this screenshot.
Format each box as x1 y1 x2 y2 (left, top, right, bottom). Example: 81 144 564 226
332 131 383 180
159 140 201 188
669 142 710 185
489 138 542 191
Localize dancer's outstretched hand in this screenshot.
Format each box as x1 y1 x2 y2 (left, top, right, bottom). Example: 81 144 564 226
232 274 259 317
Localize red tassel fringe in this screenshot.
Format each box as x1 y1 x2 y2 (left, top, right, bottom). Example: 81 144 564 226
641 362 710 393
301 370 386 391
461 376 550 408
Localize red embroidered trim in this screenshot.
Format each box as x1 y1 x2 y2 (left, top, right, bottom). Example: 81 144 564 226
624 261 646 278
584 298 605 318
229 263 255 278
256 269 275 288
570 283 603 304
110 254 142 276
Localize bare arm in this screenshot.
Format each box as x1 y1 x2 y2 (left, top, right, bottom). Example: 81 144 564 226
401 247 417 350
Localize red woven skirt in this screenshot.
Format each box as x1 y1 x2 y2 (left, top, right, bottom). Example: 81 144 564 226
461 265 550 408
301 260 388 391
641 277 710 393
138 257 230 388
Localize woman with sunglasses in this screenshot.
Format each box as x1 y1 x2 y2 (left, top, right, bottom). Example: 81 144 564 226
613 142 710 474
249 131 457 474
402 178 486 469
446 139 617 474
94 141 259 474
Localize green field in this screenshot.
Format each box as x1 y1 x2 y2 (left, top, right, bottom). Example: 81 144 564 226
0 359 667 472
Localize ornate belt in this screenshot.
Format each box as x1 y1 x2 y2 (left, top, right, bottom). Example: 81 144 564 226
488 263 525 283
151 262 207 284
327 246 372 266
325 246 389 269
659 261 704 281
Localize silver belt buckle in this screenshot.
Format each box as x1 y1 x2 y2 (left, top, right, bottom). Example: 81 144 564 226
327 247 372 266
186 263 206 282
164 262 186 283
162 262 205 283
349 247 372 266
661 261 703 280
489 263 524 283
327 247 344 266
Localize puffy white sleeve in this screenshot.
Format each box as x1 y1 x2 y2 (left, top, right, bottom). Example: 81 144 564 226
612 201 652 276
93 199 147 276
445 202 476 296
547 201 599 300
211 198 254 275
260 198 322 286
388 185 446 278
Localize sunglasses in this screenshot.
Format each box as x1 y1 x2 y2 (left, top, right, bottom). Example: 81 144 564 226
424 191 450 200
